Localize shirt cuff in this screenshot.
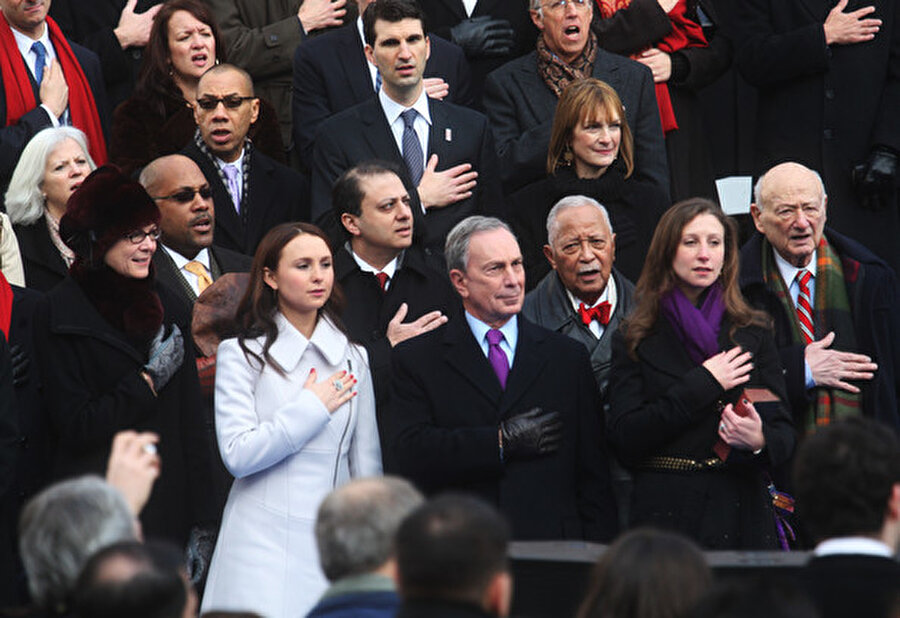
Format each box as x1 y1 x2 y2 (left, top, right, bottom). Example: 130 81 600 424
40 103 60 127
804 360 815 389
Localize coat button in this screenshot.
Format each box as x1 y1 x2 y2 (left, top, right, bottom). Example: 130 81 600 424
825 89 834 100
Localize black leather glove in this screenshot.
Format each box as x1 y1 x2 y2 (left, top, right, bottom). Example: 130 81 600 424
500 407 563 459
185 525 216 587
852 146 899 211
450 16 515 58
143 324 184 392
9 344 28 388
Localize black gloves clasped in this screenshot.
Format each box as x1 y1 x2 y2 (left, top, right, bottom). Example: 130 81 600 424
500 407 563 459
450 16 515 58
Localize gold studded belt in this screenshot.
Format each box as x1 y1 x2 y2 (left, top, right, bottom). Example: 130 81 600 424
640 455 724 472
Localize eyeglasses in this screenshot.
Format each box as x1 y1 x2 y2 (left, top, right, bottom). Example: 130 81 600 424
152 186 213 204
124 228 161 244
195 95 256 110
541 0 590 11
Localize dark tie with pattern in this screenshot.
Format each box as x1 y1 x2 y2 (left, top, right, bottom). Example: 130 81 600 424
401 109 424 185
31 41 46 84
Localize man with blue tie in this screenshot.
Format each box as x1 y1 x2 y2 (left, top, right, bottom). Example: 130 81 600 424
388 215 618 542
740 162 899 435
0 0 107 193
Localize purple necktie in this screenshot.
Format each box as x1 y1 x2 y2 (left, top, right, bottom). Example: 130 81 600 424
223 164 241 212
486 329 509 389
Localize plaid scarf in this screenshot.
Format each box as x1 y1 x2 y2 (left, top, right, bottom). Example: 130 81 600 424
761 237 861 433
193 129 253 226
536 31 598 98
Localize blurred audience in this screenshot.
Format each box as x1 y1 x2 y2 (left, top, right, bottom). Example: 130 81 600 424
5 127 96 292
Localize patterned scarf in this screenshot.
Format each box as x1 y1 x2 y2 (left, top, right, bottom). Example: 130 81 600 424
595 0 707 134
761 237 861 432
536 31 598 98
193 129 253 225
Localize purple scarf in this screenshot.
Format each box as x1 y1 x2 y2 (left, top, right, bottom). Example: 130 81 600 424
660 282 726 365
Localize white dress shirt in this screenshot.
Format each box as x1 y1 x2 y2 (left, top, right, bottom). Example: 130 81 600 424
11 23 62 126
565 275 618 340
164 245 211 297
774 249 818 387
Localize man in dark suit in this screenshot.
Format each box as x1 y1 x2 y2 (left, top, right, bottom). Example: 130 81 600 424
521 196 636 529
182 63 309 256
739 162 898 435
292 0 473 169
481 0 668 195
793 417 900 618
0 0 108 193
332 161 456 453
732 0 900 275
139 154 252 333
310 0 500 249
389 216 617 542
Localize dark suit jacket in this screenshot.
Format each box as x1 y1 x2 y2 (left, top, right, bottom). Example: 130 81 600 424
418 0 537 107
608 317 795 548
152 244 253 336
389 315 618 542
739 229 900 433
292 24 474 169
13 221 68 293
482 48 669 196
0 37 107 194
310 97 502 247
799 553 900 618
181 141 310 256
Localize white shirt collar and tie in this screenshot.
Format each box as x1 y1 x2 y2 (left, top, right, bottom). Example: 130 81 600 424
348 244 401 292
164 245 212 297
11 24 64 126
217 153 244 210
379 88 430 178
774 249 818 387
564 275 618 340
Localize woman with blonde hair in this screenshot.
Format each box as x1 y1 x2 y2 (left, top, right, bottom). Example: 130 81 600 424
510 78 666 288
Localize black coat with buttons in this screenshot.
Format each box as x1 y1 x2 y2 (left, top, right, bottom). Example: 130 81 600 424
608 315 795 549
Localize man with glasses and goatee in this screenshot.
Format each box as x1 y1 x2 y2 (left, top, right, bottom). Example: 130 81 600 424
182 63 309 255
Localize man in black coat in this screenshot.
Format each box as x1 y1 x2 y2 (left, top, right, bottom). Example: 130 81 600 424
332 161 457 456
481 0 668 195
182 64 309 256
732 0 900 274
139 154 252 334
309 0 501 249
793 418 900 618
0 0 108 194
389 216 617 542
292 0 474 169
740 162 899 435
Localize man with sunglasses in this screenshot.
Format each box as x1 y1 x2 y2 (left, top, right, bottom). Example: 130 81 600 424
482 0 668 196
183 63 309 256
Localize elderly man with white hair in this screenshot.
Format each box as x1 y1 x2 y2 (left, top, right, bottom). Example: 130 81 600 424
739 161 899 436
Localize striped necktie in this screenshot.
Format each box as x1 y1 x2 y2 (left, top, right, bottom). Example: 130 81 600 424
795 269 814 344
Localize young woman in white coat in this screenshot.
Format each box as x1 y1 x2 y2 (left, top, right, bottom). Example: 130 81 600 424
201 222 382 618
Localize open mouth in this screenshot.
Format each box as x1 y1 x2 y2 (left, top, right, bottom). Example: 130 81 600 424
69 181 83 193
210 128 232 143
395 226 412 236
191 52 208 67
191 216 212 232
396 63 416 77
564 25 581 38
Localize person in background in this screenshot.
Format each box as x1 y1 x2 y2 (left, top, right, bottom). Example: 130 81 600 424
5 126 96 292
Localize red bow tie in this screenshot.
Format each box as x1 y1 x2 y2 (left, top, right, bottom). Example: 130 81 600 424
578 301 612 326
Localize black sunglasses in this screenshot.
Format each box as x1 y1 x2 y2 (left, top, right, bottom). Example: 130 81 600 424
196 95 256 110
152 186 214 203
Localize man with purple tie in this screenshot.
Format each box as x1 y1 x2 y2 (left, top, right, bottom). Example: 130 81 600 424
388 215 618 542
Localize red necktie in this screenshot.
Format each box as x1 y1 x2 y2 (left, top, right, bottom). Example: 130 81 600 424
374 272 389 292
795 270 814 345
578 301 612 326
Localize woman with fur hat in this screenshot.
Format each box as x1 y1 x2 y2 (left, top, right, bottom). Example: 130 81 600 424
31 166 220 569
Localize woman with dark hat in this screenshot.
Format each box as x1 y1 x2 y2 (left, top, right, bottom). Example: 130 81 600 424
31 166 220 566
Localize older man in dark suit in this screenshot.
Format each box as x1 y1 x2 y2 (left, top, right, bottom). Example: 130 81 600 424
389 216 618 542
309 0 500 248
182 64 309 256
0 0 108 193
292 0 473 169
481 0 668 195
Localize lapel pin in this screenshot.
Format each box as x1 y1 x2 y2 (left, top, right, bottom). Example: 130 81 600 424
445 128 452 142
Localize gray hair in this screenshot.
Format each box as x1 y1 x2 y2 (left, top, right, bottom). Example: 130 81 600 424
545 195 614 246
315 476 424 582
5 127 96 225
753 162 827 211
445 216 514 274
19 476 137 610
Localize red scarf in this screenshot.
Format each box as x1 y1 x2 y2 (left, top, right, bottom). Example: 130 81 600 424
0 13 107 164
0 271 12 340
596 0 707 134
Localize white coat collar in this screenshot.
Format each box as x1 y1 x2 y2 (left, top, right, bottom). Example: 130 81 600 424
268 313 348 371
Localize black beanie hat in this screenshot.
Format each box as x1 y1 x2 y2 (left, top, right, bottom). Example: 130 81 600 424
60 165 160 265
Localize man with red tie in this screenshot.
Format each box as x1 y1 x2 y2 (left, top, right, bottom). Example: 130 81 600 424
522 194 636 528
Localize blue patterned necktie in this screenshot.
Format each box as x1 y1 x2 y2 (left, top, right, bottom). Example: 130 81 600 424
400 109 424 185
31 41 47 84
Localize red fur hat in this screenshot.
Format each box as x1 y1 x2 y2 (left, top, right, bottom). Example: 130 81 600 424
60 165 160 264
